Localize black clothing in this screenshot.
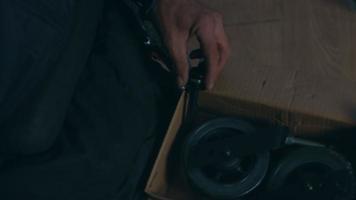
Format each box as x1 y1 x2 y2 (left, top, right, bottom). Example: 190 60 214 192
0 0 177 199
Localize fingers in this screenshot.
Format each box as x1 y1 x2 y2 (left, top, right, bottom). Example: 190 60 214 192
167 35 189 87
197 30 220 90
163 9 230 90
216 21 230 69
196 13 230 90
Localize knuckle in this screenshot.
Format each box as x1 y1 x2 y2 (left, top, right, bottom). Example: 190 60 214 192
197 13 211 27
213 12 223 21
197 10 220 25
196 12 224 35
200 11 222 23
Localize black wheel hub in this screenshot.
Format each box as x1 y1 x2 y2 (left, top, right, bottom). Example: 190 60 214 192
182 118 270 200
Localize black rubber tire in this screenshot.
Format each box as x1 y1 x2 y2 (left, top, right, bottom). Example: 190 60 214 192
182 118 270 200
266 146 355 200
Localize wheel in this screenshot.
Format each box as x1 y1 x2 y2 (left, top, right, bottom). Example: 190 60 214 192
266 146 355 200
182 118 270 200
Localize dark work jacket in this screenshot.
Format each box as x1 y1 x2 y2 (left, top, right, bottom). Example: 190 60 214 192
0 0 177 199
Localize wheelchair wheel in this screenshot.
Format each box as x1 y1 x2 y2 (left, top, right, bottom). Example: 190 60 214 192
182 118 270 200
266 146 355 200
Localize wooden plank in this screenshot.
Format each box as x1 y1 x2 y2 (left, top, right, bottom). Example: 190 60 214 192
199 0 282 25
201 0 356 132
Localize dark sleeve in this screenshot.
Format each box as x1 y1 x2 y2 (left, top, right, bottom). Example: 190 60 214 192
131 0 156 14
0 0 102 155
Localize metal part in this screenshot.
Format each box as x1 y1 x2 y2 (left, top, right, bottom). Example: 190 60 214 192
143 37 151 46
285 136 325 147
182 50 206 127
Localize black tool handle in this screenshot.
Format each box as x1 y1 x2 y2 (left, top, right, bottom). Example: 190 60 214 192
184 50 207 126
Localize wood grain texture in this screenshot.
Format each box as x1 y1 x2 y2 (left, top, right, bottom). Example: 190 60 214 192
199 0 356 133
199 0 282 25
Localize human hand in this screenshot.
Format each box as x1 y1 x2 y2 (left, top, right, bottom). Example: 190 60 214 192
155 0 230 90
